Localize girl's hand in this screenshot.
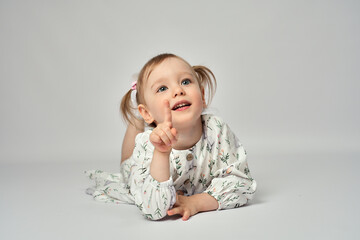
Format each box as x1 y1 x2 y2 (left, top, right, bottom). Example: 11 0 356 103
167 193 199 221
149 100 178 153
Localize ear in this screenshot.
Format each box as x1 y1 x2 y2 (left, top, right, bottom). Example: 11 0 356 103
138 104 155 124
201 87 206 108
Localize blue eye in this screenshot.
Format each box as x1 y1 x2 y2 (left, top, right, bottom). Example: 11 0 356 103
182 79 191 85
157 86 167 92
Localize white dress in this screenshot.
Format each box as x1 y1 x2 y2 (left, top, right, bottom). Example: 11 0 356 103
85 114 257 220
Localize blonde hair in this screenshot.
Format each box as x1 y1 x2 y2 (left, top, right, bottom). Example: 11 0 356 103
120 53 217 128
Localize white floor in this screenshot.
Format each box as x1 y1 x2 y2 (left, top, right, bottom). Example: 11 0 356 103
1 152 359 240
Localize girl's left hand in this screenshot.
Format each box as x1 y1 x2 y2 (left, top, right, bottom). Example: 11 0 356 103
167 192 199 221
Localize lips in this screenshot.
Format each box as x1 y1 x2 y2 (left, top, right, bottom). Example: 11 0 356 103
171 100 191 111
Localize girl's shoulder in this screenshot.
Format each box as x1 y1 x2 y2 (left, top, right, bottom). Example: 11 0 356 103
134 129 154 150
202 113 239 138
201 114 232 138
202 114 242 148
202 114 227 130
135 129 152 141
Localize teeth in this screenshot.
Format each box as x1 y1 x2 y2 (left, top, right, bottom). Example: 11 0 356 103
174 103 188 109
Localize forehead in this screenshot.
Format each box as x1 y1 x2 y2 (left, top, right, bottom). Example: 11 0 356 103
146 57 193 84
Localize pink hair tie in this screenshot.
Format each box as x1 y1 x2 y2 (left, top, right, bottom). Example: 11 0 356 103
131 81 137 90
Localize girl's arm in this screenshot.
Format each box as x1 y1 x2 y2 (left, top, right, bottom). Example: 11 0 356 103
121 118 144 163
147 100 177 182
150 149 171 182
203 119 256 210
128 132 177 221
129 100 178 220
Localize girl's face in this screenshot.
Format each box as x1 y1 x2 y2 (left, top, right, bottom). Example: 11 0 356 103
138 57 205 129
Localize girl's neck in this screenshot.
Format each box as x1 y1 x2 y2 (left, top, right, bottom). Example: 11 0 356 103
172 116 203 150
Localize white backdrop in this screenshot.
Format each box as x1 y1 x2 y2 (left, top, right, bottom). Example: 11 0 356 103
1 1 360 240
0 0 359 163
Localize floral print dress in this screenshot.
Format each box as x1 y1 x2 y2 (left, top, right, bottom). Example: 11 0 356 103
85 114 257 220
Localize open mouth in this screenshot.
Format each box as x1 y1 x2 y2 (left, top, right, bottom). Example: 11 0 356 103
172 102 191 111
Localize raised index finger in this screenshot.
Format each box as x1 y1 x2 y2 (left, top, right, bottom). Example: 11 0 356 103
163 100 172 124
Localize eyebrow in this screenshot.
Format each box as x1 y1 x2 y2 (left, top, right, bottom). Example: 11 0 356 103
150 72 194 90
151 78 166 90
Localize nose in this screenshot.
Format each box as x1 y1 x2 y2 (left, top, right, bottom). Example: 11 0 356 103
173 86 185 97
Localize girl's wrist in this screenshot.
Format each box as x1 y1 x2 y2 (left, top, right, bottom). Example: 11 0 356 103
150 149 171 182
154 148 171 156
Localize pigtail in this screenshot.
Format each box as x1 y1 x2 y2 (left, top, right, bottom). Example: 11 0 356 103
120 89 139 128
192 65 217 106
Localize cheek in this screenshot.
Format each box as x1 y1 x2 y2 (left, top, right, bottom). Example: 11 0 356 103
192 89 204 102
190 92 205 109
150 101 165 120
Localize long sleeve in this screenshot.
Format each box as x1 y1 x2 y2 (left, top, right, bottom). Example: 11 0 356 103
128 131 176 220
203 117 257 210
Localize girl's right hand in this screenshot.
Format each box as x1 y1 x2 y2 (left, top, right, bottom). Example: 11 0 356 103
149 100 178 153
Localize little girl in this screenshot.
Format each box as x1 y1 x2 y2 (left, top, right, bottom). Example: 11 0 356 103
85 53 257 221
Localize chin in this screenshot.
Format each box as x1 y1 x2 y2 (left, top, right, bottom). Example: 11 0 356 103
173 111 202 127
